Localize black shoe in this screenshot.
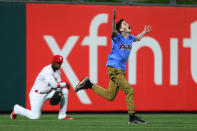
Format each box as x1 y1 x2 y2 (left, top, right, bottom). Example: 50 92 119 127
75 77 92 93
128 116 148 124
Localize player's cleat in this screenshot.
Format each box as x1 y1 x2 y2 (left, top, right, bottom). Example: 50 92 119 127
75 77 93 93
10 111 17 120
128 116 148 124
64 116 73 120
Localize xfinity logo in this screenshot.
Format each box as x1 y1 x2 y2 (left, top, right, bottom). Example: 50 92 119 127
43 13 197 104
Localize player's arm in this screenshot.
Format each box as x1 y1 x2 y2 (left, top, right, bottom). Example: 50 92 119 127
135 25 152 42
112 8 118 37
48 78 69 89
55 71 70 89
43 70 69 89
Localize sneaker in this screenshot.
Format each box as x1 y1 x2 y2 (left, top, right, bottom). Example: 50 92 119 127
75 77 92 93
10 111 17 120
64 116 73 120
128 116 148 124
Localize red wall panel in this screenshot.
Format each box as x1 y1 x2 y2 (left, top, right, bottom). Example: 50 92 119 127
26 4 197 111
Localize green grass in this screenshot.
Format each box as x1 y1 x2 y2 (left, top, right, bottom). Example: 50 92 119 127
1 113 197 131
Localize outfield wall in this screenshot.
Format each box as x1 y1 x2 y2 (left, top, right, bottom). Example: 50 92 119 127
0 3 26 112
1 2 197 112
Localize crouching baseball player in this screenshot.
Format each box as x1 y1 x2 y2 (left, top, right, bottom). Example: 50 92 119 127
11 55 72 120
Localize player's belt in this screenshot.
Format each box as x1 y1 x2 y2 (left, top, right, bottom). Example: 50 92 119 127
35 90 45 94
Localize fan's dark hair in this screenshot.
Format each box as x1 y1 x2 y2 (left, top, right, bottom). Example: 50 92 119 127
116 19 124 33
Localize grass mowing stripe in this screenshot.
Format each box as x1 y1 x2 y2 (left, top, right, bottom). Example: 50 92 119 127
0 113 197 131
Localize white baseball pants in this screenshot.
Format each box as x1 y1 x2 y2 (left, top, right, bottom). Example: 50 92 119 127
13 88 68 119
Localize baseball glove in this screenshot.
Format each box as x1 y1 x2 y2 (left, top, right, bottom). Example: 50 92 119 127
50 90 63 105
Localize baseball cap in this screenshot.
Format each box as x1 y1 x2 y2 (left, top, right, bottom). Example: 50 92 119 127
53 55 63 63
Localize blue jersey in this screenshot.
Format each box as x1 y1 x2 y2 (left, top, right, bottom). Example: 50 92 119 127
106 33 136 71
